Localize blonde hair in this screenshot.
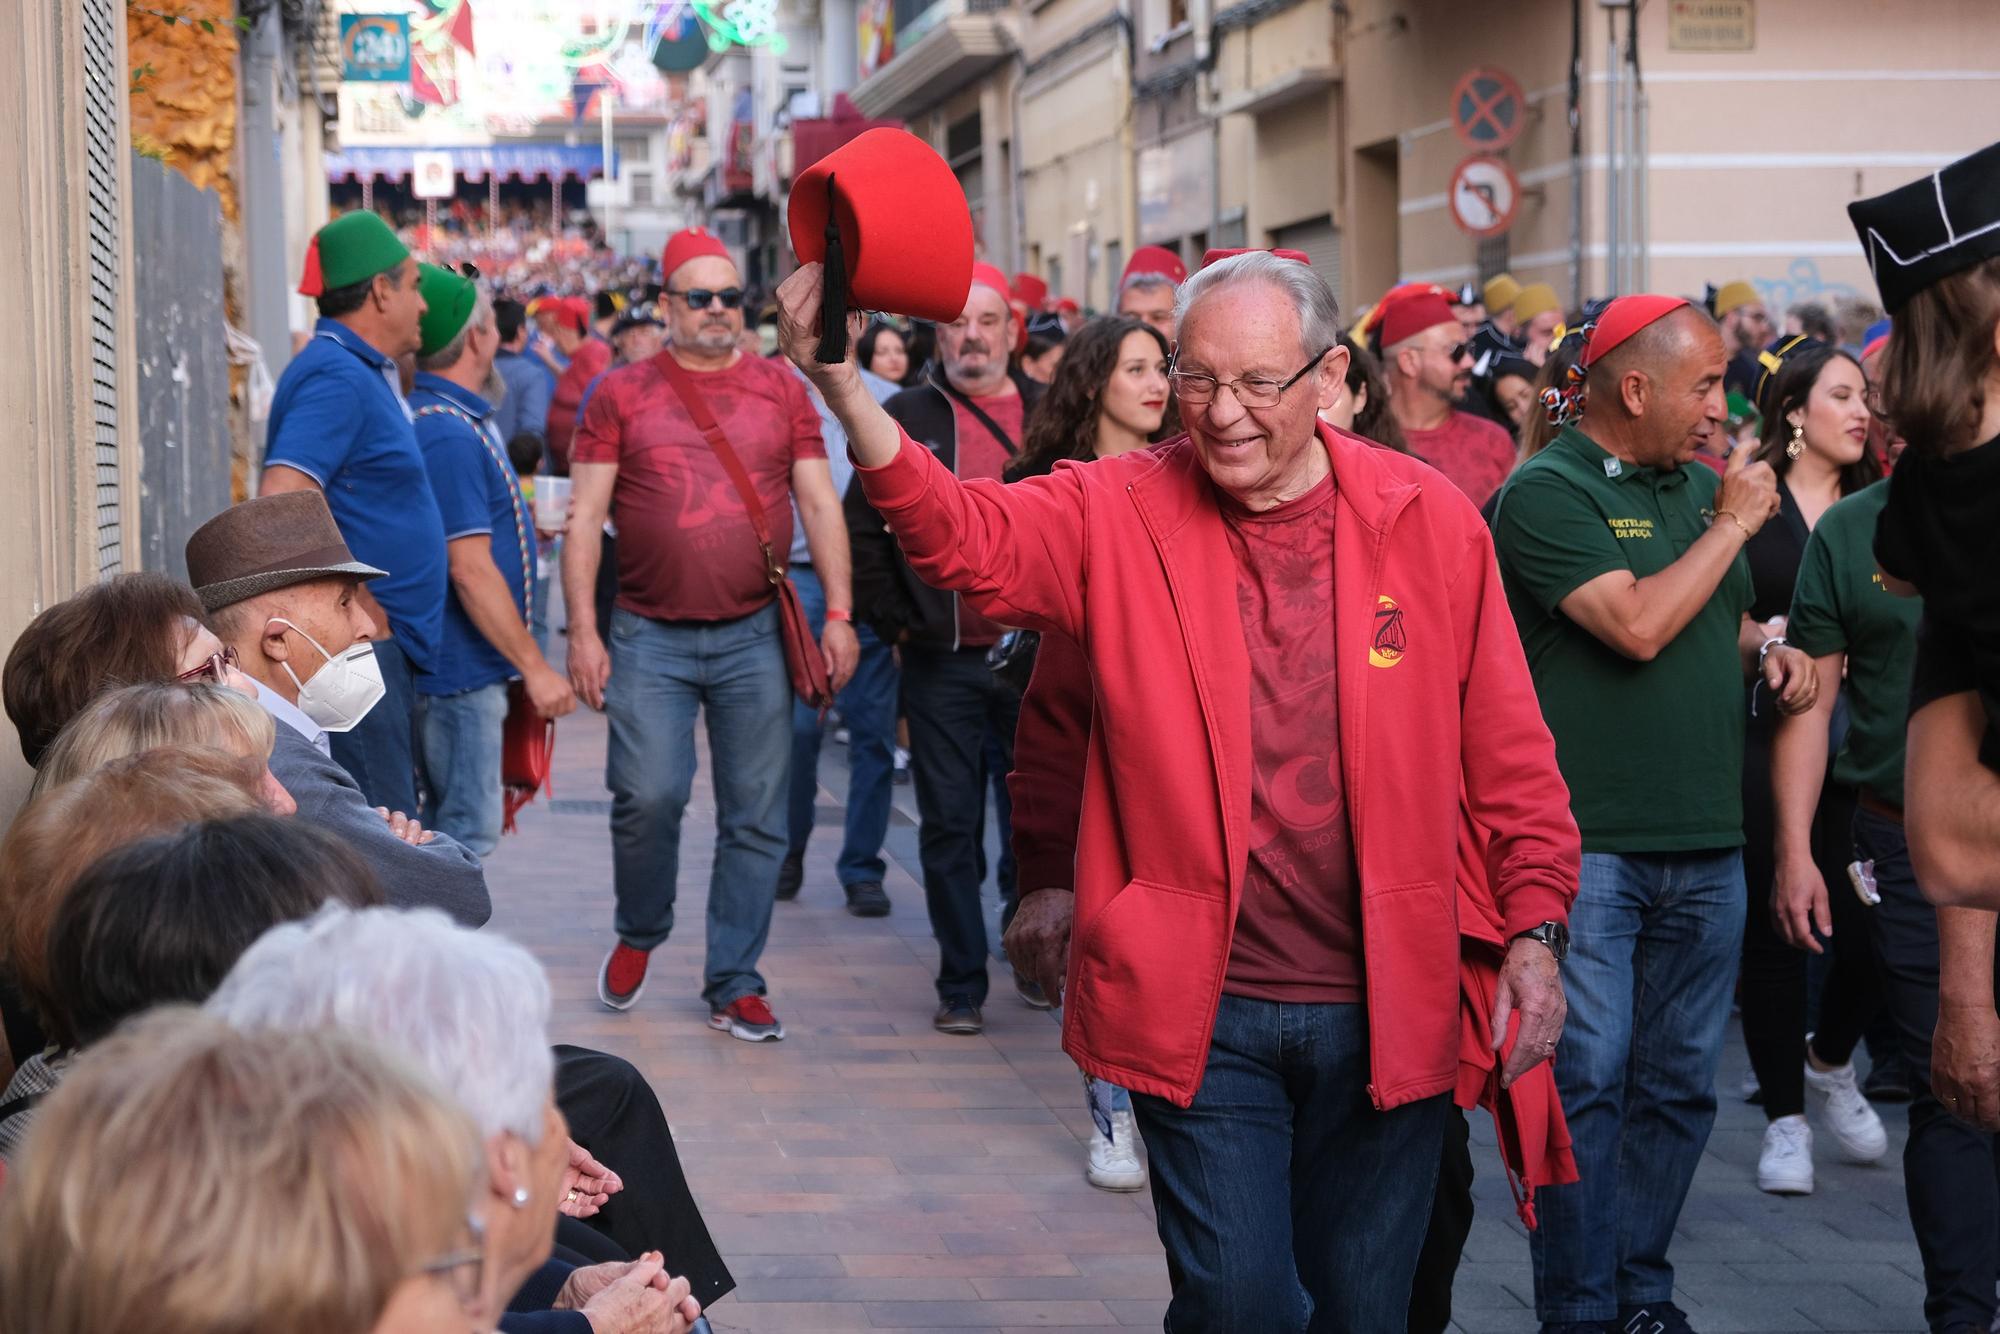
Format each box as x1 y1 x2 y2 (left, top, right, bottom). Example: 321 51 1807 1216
32 680 276 796
0 1009 481 1334
0 747 264 1030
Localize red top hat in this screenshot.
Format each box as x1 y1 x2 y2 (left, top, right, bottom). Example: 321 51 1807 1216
1013 273 1049 308
1199 247 1310 269
789 128 975 361
1120 245 1188 287
1583 295 1689 368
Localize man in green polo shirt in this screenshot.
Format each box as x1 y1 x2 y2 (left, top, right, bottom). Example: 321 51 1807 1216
1775 476 2000 1331
1491 296 1818 1334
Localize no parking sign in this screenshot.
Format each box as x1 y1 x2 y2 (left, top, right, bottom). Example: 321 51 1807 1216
1450 67 1525 153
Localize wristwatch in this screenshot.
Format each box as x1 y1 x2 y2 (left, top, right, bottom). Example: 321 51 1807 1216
1512 921 1570 963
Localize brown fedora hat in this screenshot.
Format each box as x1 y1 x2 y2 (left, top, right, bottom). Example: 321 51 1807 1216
185 491 386 613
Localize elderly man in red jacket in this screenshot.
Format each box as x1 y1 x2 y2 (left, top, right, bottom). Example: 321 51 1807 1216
776 251 1580 1330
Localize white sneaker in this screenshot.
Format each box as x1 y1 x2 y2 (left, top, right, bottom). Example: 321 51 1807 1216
1804 1057 1889 1162
1758 1114 1815 1195
1086 1109 1147 1192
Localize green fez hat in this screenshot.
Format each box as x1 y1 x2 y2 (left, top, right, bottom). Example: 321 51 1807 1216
416 263 480 358
299 211 411 297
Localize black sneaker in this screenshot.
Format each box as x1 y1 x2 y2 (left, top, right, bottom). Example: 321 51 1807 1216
774 853 804 901
1862 1053 1915 1103
844 881 890 917
933 1000 983 1035
1619 1303 1695 1334
1014 970 1053 1010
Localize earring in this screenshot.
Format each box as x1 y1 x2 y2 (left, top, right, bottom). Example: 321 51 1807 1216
1786 421 1805 460
511 1187 530 1209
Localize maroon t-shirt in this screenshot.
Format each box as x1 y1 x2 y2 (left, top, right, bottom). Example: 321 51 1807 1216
570 351 825 622
1217 470 1363 1003
547 336 612 473
1403 410 1517 509
951 392 1023 648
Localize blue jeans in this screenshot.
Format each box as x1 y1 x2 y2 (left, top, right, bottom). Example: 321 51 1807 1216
1529 849 1746 1324
605 603 790 1008
414 681 508 857
783 567 900 886
331 634 419 816
1132 996 1450 1333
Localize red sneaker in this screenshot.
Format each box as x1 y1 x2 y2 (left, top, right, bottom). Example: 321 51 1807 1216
709 994 785 1042
597 943 650 1012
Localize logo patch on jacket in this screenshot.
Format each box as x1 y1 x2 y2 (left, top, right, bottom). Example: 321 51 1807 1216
1369 594 1406 668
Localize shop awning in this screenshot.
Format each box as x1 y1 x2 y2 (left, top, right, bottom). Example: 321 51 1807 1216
324 144 611 183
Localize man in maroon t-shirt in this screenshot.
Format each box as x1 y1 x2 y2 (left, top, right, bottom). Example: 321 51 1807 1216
565 227 859 1042
1380 286 1520 509
846 264 1044 1035
543 297 612 474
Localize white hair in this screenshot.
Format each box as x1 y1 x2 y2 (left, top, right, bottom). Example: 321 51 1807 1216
206 906 554 1144
417 286 496 373
1175 252 1343 360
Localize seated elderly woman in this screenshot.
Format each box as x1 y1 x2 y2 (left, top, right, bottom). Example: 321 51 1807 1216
210 906 704 1334
31 679 294 809
0 747 267 1087
0 813 385 1152
0 1010 488 1334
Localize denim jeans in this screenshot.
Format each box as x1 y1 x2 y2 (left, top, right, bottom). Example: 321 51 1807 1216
605 603 790 1008
1856 805 2000 1333
1529 848 1746 1324
414 681 509 857
330 634 420 816
1131 995 1449 1333
900 644 1021 1006
782 566 900 887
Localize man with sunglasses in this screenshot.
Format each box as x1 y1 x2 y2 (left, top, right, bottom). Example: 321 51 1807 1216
567 226 858 1043
1379 285 1519 509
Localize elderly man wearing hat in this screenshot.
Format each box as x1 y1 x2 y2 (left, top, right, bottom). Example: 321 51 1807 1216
407 264 577 858
564 225 858 1043
261 210 446 818
1711 278 1773 400
1490 296 1821 1333
184 491 492 927
1377 284 1519 509
1115 245 1188 343
544 297 613 475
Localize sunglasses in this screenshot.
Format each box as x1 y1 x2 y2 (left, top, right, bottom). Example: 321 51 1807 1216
669 287 745 311
1445 342 1471 363
175 645 240 684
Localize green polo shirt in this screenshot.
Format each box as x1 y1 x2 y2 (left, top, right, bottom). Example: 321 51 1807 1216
1492 426 1754 853
1784 481 1920 806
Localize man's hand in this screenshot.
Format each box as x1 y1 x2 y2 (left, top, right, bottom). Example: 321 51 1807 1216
527 662 579 720
559 1138 623 1218
555 1254 700 1333
774 263 863 398
1002 888 1074 1007
374 807 437 846
1715 442 1781 535
570 631 612 712
1763 643 1820 715
1493 936 1567 1088
1934 1000 2000 1130
822 620 860 693
1770 855 1831 953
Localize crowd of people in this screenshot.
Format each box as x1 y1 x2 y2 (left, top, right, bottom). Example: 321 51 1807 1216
1 128 1997 1334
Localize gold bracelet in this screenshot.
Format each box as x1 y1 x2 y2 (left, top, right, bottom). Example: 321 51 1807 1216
1706 507 1752 540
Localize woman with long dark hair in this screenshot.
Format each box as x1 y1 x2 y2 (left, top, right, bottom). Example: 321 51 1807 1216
1319 336 1407 453
1008 316 1174 479
1739 336 1887 1196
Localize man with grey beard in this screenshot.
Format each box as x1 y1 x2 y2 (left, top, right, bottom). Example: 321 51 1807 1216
409 262 576 857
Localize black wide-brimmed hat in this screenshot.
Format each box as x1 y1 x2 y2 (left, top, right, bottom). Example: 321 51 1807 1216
185 491 386 613
1848 140 2000 312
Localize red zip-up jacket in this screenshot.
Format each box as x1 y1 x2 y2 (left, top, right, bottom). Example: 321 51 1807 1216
856 420 1580 1109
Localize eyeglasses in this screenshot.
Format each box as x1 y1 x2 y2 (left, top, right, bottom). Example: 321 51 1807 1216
668 287 745 311
175 645 240 683
419 1216 486 1310
1170 348 1332 408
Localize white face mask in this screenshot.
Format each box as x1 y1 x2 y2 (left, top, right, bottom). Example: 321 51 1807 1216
267 618 386 733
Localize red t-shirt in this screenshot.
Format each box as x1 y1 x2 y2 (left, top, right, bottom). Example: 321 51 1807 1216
1403 410 1517 509
950 392 1023 648
570 351 825 622
1217 470 1363 1003
547 337 612 473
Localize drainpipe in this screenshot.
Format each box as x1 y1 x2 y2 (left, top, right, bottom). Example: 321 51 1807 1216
1192 0 1219 247
238 6 292 379
1009 47 1028 271
1117 0 1138 289
1567 0 1584 308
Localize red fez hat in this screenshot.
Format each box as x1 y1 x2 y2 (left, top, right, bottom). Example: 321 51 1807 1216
1198 247 1310 269
971 263 1013 299
1582 295 1690 368
1121 245 1188 287
1013 273 1049 308
789 127 975 362
662 226 732 282
1375 286 1460 349
549 297 590 335
1056 296 1080 314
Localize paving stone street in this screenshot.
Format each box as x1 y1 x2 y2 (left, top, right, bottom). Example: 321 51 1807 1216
486 698 1937 1334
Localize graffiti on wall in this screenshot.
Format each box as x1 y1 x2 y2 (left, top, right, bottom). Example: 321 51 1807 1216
1749 259 1862 313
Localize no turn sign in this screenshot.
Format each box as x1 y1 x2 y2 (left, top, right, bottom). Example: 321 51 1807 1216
1449 155 1520 237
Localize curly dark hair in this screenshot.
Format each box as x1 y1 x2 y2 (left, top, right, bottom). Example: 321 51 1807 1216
1341 336 1408 453
1007 317 1176 479
1754 341 1883 493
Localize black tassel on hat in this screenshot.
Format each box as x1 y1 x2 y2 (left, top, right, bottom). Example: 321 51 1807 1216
814 173 851 364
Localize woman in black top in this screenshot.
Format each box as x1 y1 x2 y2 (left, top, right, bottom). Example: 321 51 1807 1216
1738 337 1887 1195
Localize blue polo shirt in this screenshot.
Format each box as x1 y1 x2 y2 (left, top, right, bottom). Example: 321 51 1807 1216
263 319 447 671
492 348 552 449
409 373 531 697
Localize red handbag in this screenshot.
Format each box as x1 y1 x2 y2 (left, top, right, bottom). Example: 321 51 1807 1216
501 680 555 833
650 355 836 713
